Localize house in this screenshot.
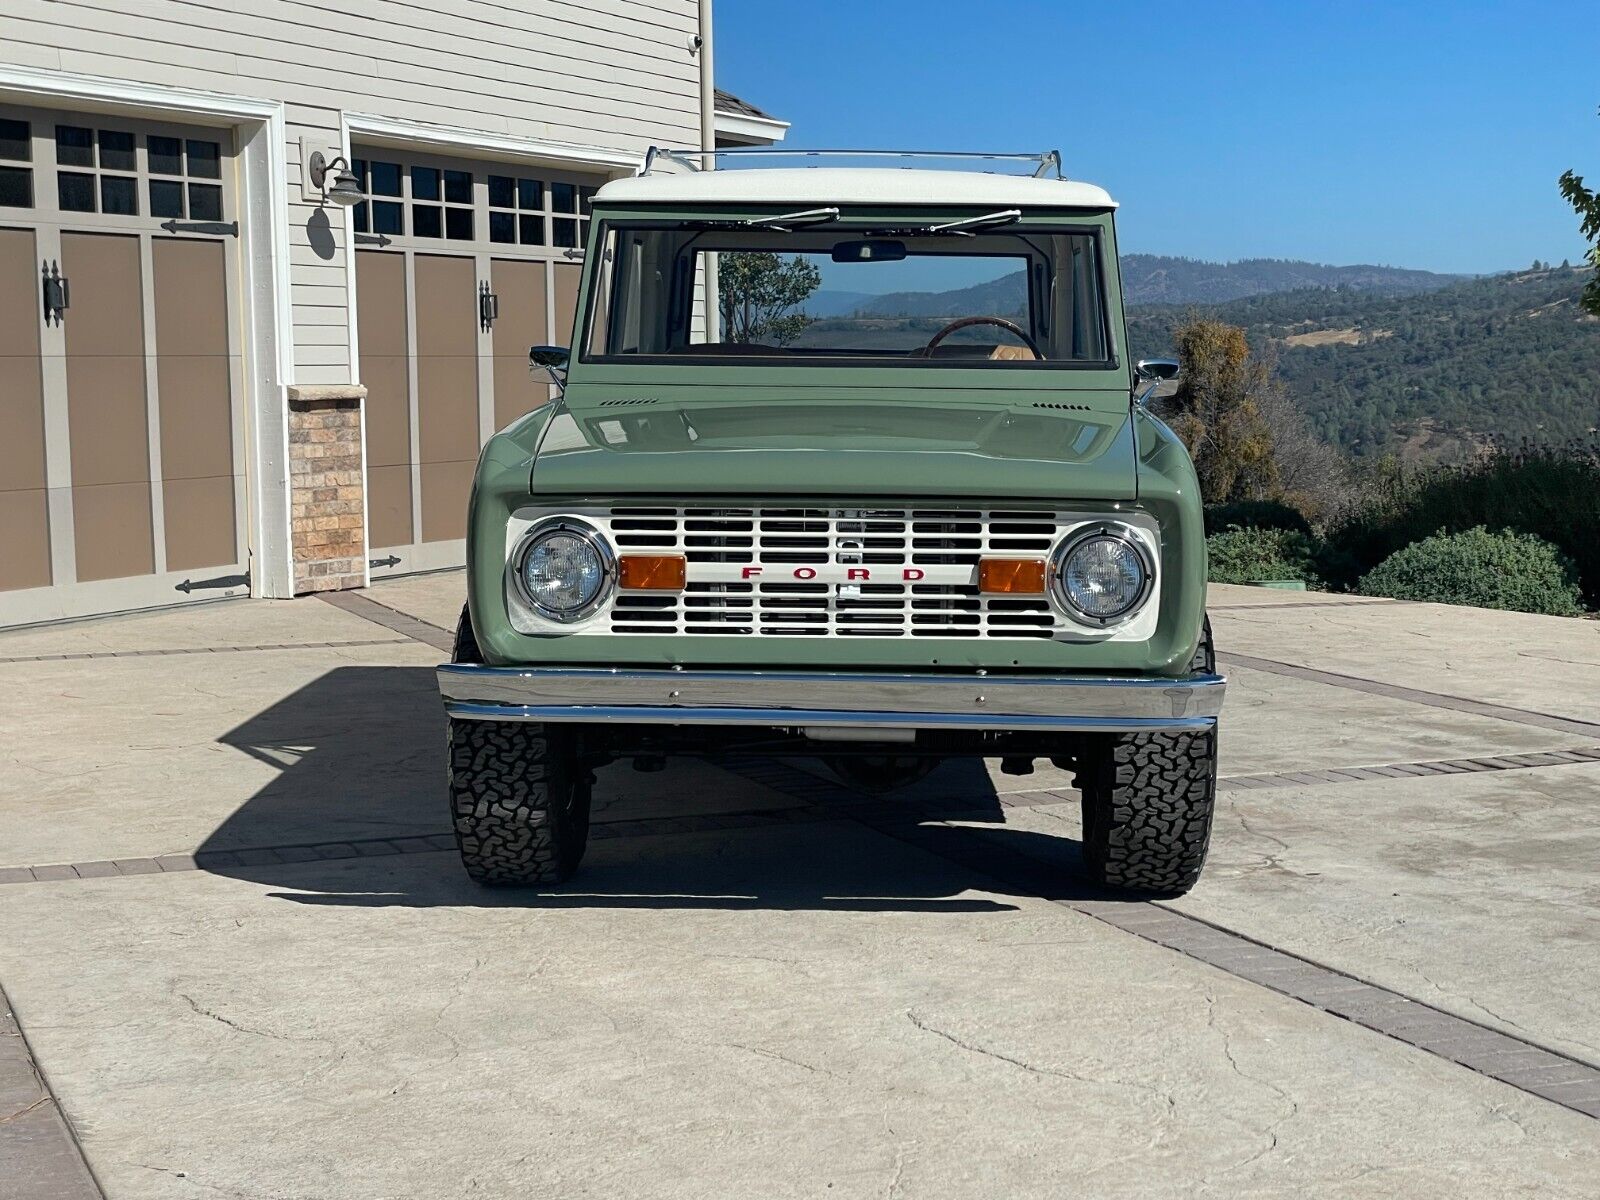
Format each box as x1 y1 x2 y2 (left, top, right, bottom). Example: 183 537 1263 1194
0 2 786 627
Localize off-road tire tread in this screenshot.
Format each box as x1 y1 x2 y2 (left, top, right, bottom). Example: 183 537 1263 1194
447 606 588 886
1079 615 1218 896
448 719 585 885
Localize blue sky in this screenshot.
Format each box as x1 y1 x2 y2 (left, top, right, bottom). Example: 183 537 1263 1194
716 0 1595 278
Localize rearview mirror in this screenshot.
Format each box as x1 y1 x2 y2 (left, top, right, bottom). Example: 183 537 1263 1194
831 239 907 264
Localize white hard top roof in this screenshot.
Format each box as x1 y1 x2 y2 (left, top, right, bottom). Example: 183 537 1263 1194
595 168 1117 210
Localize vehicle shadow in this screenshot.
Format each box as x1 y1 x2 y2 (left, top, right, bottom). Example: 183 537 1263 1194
200 665 1116 914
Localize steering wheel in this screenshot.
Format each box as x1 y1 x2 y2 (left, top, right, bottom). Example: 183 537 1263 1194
919 315 1045 360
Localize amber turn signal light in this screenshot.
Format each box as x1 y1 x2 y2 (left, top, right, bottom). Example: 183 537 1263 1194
618 554 687 590
978 558 1047 594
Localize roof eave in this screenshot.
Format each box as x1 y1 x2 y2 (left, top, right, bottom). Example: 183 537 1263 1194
713 111 790 147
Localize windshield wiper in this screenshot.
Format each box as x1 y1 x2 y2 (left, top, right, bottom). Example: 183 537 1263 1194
740 207 842 231
856 209 1024 239
920 208 1022 236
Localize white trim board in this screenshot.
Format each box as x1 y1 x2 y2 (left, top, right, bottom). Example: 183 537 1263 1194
344 112 640 169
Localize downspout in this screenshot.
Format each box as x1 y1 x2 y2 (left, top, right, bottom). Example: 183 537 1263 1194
698 0 720 341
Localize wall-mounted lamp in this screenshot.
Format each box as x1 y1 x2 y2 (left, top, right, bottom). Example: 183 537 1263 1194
308 151 364 207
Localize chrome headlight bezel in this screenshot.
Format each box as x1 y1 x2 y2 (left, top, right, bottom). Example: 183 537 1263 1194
1049 523 1156 627
510 516 615 623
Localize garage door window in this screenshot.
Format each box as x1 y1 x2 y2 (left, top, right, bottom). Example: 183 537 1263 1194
0 118 31 208
351 159 404 237
147 136 225 221
487 176 597 249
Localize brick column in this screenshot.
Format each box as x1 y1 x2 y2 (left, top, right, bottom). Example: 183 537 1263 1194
286 384 368 594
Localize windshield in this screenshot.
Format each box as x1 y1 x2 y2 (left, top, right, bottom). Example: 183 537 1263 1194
583 220 1112 367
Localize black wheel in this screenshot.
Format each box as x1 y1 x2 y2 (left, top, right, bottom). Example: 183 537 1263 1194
446 605 591 885
1076 615 1218 896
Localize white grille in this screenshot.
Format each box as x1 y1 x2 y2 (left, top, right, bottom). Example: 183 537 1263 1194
501 505 1156 641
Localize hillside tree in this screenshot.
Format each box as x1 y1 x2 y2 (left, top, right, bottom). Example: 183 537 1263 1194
717 252 821 345
1158 318 1282 503
1156 317 1346 517
1559 108 1600 316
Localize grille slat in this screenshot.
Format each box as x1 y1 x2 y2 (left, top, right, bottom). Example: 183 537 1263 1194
530 506 1144 639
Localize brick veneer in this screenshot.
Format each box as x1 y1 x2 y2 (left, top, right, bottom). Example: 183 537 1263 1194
287 386 367 594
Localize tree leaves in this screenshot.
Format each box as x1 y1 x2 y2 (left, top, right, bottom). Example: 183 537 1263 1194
717 252 823 346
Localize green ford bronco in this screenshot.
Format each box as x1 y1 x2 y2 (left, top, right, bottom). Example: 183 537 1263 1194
438 149 1225 896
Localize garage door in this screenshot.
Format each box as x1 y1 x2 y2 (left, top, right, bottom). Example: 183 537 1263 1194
352 147 605 578
0 104 249 628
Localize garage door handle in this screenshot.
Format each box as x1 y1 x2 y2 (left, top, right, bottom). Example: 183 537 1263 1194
479 280 499 331
41 260 69 326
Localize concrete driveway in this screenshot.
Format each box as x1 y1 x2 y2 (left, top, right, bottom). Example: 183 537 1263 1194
2 577 1598 1198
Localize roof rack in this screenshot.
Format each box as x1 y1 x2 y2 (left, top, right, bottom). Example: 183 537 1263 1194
638 147 1065 180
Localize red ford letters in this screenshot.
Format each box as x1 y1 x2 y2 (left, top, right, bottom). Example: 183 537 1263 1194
740 566 926 581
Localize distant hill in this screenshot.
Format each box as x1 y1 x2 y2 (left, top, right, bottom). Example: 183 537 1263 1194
804 290 878 318
840 255 1463 318
1126 266 1600 457
1119 255 1462 305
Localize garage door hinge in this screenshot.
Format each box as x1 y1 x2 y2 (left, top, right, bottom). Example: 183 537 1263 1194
175 571 250 593
370 555 401 569
355 233 392 247
159 218 238 237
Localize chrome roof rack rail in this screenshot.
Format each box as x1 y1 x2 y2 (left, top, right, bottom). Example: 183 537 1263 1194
636 147 1066 179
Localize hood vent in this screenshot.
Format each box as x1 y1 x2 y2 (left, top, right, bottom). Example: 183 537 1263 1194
599 397 660 408
1030 401 1091 412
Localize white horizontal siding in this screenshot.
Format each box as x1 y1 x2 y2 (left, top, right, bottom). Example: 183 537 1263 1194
0 0 700 384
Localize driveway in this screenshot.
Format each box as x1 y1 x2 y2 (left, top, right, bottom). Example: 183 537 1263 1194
2 578 1597 1198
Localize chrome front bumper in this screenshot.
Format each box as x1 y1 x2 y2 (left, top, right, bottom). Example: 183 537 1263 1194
437 664 1225 733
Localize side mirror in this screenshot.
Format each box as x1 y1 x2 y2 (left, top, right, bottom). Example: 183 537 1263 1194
1135 357 1180 382
529 344 569 397
1133 357 1179 407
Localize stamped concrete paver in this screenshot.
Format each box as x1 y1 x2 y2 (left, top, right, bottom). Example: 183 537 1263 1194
4 580 1600 1195
356 571 472 633
3 832 1599 1200
0 593 386 659
1213 596 1600 725
990 762 1600 1066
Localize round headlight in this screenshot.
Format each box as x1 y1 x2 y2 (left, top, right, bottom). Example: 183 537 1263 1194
1054 529 1151 624
517 521 612 621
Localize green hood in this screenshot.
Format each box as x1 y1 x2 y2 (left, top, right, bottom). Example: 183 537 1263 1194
529 389 1138 501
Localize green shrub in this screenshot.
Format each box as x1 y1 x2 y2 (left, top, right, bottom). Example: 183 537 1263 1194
1325 443 1600 606
1207 527 1321 585
1203 499 1314 538
1357 527 1583 615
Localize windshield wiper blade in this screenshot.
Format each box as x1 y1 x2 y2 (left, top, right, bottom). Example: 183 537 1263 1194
920 208 1022 236
740 207 842 231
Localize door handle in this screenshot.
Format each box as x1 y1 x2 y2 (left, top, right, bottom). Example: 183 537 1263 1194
478 280 499 331
41 259 69 326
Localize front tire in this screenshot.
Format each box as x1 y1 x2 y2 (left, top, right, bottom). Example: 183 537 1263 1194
1077 729 1217 896
447 604 591 886
1076 615 1218 896
448 719 591 886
